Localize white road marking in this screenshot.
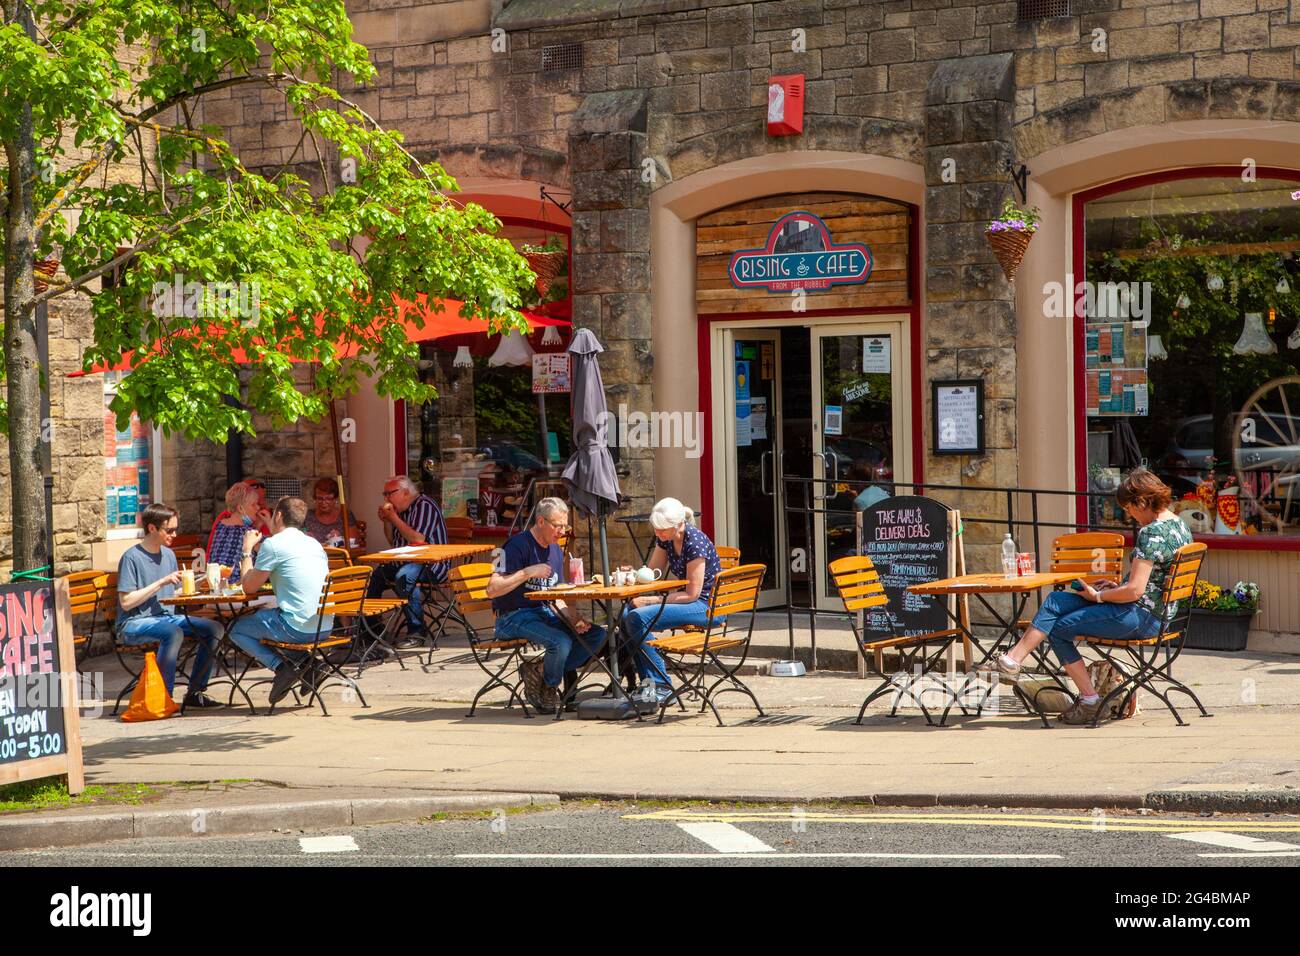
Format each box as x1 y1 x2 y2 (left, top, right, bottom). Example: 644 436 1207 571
299 835 359 854
1196 851 1300 858
677 822 775 854
1168 831 1300 852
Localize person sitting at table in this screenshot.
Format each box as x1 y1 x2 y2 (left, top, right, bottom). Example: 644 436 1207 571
207 480 272 583
486 497 607 714
621 497 724 706
228 496 334 705
116 503 223 709
980 467 1192 726
304 477 365 548
206 478 271 557
367 475 448 647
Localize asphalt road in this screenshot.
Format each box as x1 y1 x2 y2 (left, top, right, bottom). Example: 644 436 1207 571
6 805 1300 867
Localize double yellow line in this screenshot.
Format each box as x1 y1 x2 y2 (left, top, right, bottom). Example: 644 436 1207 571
623 809 1300 833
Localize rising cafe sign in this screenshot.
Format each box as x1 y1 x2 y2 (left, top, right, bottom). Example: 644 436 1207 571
728 211 873 293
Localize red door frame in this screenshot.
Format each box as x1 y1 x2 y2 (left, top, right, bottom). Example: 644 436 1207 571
696 203 923 540
1071 165 1300 551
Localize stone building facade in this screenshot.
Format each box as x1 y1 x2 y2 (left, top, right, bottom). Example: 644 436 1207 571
17 0 1300 639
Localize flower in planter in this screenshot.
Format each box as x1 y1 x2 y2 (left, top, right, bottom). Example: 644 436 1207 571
985 198 1042 281
1193 579 1260 612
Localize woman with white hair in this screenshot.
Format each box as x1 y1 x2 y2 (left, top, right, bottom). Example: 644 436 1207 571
622 497 723 705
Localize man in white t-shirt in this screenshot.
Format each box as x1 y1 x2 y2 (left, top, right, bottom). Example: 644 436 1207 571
228 496 334 704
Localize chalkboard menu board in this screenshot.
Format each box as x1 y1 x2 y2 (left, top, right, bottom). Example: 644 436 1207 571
0 579 84 793
856 495 955 638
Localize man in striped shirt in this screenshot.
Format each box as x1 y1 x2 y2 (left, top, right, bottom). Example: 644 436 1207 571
369 475 448 646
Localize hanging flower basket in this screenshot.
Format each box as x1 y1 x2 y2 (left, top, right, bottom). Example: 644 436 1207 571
33 257 60 294
985 199 1041 282
524 249 565 297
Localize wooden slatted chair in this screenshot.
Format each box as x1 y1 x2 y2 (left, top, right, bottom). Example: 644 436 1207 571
323 546 352 571
1078 541 1211 728
260 565 372 716
445 516 474 544
449 562 535 718
1017 531 1126 630
319 546 408 674
716 546 741 569
64 571 108 667
648 563 767 726
828 555 964 727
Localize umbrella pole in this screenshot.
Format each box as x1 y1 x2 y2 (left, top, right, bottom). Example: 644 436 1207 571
329 399 352 545
537 394 549 463
598 502 615 681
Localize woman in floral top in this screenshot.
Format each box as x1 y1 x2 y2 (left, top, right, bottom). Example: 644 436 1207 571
980 468 1193 725
621 497 724 704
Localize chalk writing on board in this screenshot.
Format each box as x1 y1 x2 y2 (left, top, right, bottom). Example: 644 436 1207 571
858 496 952 639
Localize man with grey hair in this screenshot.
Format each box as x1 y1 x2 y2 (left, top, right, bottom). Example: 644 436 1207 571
487 498 606 714
368 474 448 646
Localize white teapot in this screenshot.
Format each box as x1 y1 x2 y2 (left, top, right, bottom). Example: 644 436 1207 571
635 566 662 584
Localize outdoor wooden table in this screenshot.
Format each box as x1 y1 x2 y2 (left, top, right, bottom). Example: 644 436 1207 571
907 571 1081 726
160 588 271 713
528 579 686 720
358 543 496 656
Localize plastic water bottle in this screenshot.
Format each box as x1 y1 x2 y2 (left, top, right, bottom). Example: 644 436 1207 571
1001 533 1017 578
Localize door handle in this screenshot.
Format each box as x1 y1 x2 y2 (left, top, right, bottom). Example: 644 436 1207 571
760 449 773 496
813 451 833 500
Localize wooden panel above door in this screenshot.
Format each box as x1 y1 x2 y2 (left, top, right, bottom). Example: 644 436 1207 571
696 191 912 316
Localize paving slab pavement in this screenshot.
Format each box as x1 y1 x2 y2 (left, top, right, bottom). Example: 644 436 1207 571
64 633 1300 812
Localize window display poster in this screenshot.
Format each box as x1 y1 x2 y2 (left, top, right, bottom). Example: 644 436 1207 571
442 477 478 518
1086 368 1149 417
750 396 768 440
104 392 153 529
824 404 843 436
862 336 891 373
531 353 570 393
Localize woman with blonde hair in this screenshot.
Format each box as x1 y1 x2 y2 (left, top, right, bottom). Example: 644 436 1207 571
622 497 724 705
981 467 1192 725
206 481 272 583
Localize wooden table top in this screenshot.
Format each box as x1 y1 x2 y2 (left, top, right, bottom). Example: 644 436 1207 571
357 543 495 564
528 579 686 602
907 571 1082 596
160 589 267 608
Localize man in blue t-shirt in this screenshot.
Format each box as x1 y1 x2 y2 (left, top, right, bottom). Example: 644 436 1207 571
486 497 605 713
116 503 223 708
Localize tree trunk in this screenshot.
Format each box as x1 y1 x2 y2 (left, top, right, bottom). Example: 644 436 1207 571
3 0 51 578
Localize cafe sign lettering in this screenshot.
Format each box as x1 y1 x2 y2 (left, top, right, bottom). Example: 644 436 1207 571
729 211 872 293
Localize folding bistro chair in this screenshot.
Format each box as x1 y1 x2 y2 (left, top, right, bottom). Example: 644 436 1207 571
445 517 474 543
63 570 108 668
828 555 964 727
446 563 536 717
716 546 741 569
1079 541 1211 728
1017 531 1125 630
323 546 353 571
260 565 372 716
648 564 766 726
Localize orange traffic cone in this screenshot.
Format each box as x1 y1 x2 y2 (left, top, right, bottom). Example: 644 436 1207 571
120 652 180 722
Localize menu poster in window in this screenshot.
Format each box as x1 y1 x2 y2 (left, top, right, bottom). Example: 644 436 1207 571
442 477 478 519
0 579 85 794
531 353 570 394
856 496 956 639
862 336 891 373
1086 368 1149 417
932 379 985 455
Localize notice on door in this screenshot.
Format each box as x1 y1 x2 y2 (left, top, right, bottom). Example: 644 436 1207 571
735 360 752 447
824 404 843 436
863 336 890 373
750 396 768 440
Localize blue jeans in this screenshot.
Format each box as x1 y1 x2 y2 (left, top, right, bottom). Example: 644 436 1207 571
119 614 221 694
621 599 712 689
368 562 446 633
1030 591 1161 666
494 605 607 688
229 608 320 672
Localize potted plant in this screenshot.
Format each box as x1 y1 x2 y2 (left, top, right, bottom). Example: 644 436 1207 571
1185 579 1260 652
985 198 1041 281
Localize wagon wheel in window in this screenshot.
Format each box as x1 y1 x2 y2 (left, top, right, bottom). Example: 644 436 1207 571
1234 375 1300 531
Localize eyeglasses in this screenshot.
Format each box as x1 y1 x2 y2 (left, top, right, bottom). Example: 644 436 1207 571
382 488 399 498
544 518 569 531
161 525 179 535
314 495 336 502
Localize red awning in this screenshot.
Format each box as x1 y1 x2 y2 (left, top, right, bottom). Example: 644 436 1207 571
70 294 570 376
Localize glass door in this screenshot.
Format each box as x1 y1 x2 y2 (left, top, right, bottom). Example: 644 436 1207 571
810 325 903 607
724 330 786 607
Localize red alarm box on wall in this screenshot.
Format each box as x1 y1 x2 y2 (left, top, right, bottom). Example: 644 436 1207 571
767 74 805 136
